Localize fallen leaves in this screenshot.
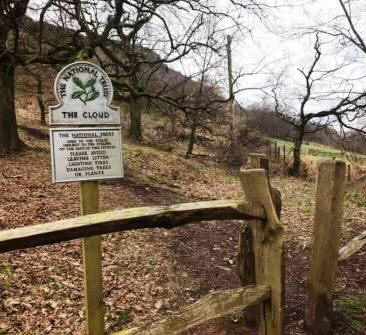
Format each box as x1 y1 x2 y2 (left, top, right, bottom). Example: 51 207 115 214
0 114 365 334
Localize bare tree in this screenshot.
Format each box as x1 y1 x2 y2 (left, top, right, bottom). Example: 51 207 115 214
0 1 30 155
0 0 272 153
54 0 267 141
0 0 93 154
272 33 366 176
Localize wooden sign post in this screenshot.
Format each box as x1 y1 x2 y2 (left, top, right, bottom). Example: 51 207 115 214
81 181 104 335
49 62 123 335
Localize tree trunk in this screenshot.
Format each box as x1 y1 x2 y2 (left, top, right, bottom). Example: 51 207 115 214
291 134 303 176
0 64 22 155
37 76 46 126
186 122 197 158
128 96 143 142
170 109 176 137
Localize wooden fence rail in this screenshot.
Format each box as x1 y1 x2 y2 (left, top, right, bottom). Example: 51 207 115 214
113 285 270 335
0 200 265 253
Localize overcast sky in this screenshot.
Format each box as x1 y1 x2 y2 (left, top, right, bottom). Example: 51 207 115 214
236 0 366 110
171 0 366 114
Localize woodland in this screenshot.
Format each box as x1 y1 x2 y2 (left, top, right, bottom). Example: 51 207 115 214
0 0 366 334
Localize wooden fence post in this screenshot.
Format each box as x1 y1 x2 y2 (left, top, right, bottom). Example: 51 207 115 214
81 181 104 335
274 142 277 161
348 164 351 182
305 160 346 334
238 154 270 324
239 169 284 335
247 153 269 171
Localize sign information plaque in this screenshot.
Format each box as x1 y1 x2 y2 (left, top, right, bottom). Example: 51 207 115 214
50 128 123 183
49 62 123 183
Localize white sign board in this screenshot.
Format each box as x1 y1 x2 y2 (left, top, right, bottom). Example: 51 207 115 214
50 128 123 183
49 62 120 125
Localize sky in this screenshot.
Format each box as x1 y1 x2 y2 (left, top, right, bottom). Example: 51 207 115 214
233 0 366 111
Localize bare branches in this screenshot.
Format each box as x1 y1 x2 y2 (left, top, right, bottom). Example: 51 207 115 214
337 0 366 54
269 31 365 175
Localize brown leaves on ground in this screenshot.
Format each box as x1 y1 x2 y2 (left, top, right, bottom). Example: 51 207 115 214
0 125 365 334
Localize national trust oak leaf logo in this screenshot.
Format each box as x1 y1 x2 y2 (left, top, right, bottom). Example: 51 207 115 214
71 76 100 105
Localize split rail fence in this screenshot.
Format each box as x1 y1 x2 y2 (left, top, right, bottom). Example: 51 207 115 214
0 167 284 335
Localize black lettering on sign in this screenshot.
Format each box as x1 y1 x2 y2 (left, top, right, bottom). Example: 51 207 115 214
82 112 110 119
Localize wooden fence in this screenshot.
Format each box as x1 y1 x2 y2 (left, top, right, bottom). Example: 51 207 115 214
268 143 354 181
0 168 284 335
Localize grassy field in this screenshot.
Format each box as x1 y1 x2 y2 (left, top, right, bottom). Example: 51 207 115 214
271 138 341 154
270 138 366 165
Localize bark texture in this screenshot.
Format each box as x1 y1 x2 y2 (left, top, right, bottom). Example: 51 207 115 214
0 64 22 155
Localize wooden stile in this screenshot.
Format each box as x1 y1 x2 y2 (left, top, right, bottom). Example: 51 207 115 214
305 160 346 334
0 163 289 335
80 181 104 335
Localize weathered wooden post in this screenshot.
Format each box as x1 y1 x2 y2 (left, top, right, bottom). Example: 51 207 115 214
238 154 269 324
348 164 351 182
305 160 346 334
283 145 286 165
238 154 282 332
240 168 284 335
247 153 269 171
49 62 123 335
274 142 277 161
238 154 269 296
81 181 104 334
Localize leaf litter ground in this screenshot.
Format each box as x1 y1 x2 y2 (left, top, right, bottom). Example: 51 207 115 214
0 125 365 334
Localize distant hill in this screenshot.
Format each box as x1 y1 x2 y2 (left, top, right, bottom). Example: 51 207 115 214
244 104 343 149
